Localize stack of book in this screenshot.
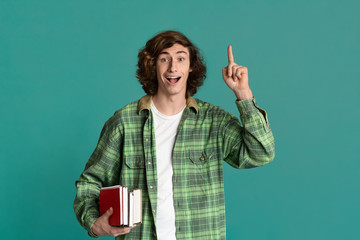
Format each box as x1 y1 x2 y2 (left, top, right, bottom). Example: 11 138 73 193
99 185 142 227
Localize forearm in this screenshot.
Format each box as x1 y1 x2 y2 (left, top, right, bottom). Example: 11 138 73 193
74 155 121 237
223 98 275 168
73 180 101 238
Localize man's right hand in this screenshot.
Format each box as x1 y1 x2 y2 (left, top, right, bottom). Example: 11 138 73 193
91 207 136 237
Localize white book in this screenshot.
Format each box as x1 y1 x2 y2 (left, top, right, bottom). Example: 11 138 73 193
119 187 123 225
133 189 142 224
128 192 134 227
123 186 128 226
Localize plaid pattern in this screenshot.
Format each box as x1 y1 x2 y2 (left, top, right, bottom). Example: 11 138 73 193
74 95 275 239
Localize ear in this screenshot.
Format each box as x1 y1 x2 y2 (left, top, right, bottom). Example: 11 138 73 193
189 67 193 72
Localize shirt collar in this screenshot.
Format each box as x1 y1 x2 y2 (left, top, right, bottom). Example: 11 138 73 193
138 95 198 114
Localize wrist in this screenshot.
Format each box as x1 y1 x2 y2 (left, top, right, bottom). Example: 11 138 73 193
233 88 253 101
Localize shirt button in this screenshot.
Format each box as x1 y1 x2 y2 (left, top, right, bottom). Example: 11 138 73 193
153 209 156 213
145 138 149 141
200 156 205 161
148 161 151 165
153 232 157 237
137 162 141 167
150 185 153 189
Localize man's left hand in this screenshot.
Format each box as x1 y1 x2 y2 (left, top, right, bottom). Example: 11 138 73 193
222 45 253 100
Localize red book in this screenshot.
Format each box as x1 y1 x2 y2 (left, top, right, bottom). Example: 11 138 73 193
99 185 142 226
99 185 123 226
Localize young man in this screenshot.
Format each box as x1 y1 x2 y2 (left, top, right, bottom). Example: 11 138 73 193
74 30 275 239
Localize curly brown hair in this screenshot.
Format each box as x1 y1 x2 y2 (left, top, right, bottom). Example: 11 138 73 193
136 30 206 97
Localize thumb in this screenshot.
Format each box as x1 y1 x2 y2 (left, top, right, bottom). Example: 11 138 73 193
104 207 113 218
222 67 228 79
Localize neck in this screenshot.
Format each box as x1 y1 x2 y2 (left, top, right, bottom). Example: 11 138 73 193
152 92 187 116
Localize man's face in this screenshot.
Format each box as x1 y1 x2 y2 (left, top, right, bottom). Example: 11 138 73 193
155 43 192 98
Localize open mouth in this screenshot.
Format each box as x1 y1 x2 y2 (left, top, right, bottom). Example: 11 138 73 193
166 76 181 84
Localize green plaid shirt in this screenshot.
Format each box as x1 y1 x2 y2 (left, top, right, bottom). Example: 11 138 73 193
74 95 275 239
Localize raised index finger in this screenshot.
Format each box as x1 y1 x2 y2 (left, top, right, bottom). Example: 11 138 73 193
228 45 234 64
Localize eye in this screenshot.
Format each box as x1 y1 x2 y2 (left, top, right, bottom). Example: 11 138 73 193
159 58 169 63
178 57 185 61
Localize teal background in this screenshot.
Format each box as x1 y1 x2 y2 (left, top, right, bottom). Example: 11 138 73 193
1 0 359 239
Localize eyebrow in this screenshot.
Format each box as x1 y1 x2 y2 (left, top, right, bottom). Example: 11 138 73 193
159 50 188 55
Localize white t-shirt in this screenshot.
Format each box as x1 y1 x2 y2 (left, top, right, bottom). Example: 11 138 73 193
151 101 184 240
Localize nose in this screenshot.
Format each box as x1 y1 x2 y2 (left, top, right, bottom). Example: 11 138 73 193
168 59 177 72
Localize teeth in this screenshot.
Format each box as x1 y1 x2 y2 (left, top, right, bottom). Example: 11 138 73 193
167 76 180 78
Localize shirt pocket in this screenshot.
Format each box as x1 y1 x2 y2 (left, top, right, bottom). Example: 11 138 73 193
188 149 214 189
189 149 213 165
121 156 146 190
124 156 145 169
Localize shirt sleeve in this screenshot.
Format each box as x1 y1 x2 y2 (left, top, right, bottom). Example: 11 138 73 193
222 97 275 169
73 119 122 237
